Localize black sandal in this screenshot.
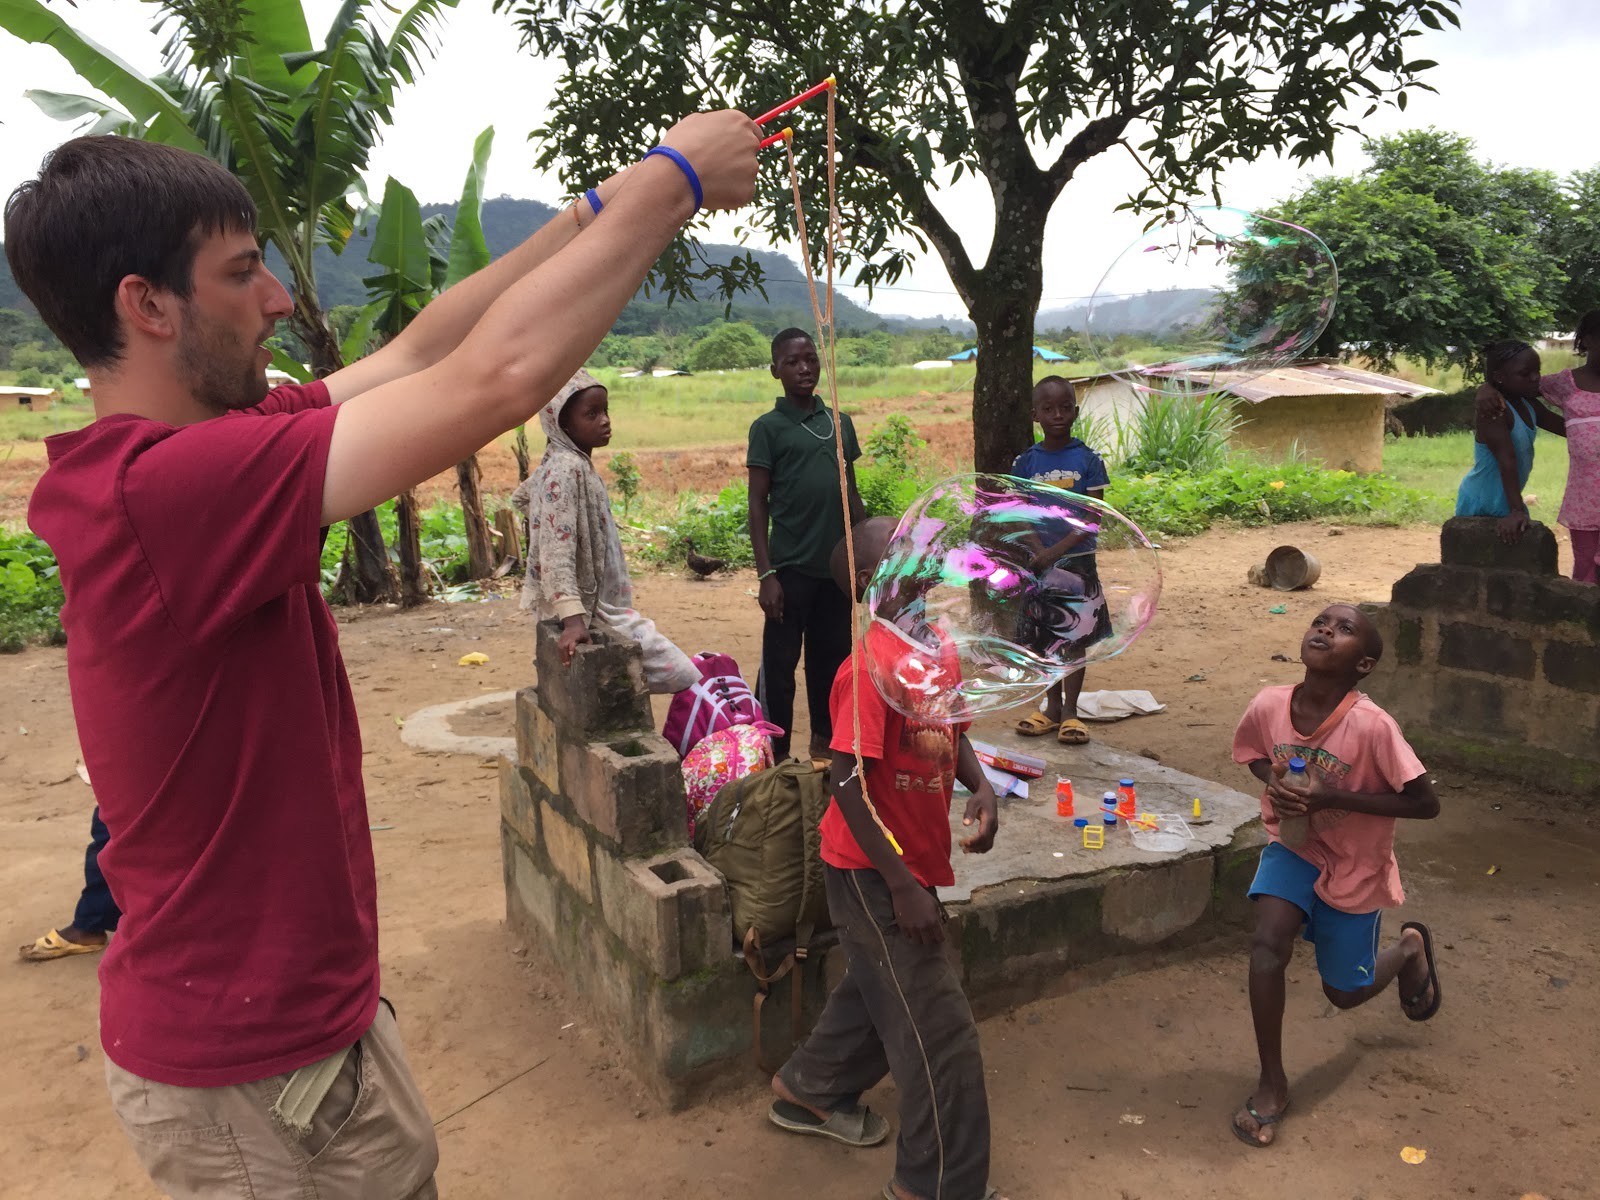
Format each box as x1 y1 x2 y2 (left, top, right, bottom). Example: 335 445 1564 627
1231 1098 1288 1148
1401 920 1443 1021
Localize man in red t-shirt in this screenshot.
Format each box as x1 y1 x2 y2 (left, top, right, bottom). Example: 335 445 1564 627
765 517 1003 1200
7 126 757 1196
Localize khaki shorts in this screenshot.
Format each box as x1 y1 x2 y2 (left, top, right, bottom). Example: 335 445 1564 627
106 999 439 1199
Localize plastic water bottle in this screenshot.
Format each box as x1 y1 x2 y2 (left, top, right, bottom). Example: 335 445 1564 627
1279 756 1311 849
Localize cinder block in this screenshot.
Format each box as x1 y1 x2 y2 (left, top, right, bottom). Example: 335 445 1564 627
1099 857 1215 945
515 688 561 794
1484 572 1600 630
534 622 653 738
1433 674 1511 736
542 801 595 903
1439 622 1535 679
561 734 688 855
1389 564 1481 613
499 754 542 851
1441 517 1557 575
595 849 729 980
1395 617 1423 665
503 826 560 944
1544 641 1600 694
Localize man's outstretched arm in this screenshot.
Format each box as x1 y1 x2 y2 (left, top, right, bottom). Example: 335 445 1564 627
320 112 758 525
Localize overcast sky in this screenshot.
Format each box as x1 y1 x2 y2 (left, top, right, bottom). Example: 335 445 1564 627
1 0 1593 319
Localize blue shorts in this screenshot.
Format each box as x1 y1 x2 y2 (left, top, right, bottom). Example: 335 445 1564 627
1249 842 1383 993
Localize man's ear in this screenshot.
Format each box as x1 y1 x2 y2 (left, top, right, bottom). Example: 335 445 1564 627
1354 654 1377 680
116 275 180 343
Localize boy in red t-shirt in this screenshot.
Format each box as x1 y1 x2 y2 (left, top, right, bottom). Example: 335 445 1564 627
767 516 1003 1200
1230 604 1443 1150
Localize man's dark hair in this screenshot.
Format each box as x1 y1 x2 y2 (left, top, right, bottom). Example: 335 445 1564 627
771 327 814 361
1034 374 1076 397
4 137 257 367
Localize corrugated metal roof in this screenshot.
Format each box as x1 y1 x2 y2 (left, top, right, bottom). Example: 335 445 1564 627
1076 361 1438 404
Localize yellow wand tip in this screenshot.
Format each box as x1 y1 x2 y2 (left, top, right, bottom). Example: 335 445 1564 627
782 126 793 140
825 75 837 88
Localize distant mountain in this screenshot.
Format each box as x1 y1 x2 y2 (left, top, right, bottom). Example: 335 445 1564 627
0 195 892 335
1038 287 1216 335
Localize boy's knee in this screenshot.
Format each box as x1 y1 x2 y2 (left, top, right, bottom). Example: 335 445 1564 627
1249 929 1293 975
1321 983 1365 1010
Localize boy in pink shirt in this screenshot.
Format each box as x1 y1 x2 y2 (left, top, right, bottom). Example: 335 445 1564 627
1230 604 1442 1149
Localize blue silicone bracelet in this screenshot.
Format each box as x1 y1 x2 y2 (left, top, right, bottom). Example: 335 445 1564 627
584 187 603 215
644 145 703 212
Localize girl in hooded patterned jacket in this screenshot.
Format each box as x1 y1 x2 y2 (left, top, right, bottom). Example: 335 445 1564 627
511 370 700 692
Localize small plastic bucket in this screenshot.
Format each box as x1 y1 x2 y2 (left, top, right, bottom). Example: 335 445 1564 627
1264 545 1321 591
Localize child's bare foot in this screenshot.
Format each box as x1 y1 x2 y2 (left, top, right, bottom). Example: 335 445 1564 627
1231 1079 1289 1147
770 1073 828 1122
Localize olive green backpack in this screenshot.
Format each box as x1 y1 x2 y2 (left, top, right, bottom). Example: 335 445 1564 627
694 758 832 1067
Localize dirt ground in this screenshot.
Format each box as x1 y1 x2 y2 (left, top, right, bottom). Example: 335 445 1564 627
2 521 1594 1199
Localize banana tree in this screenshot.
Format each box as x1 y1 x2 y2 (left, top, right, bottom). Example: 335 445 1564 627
363 127 500 595
1 0 460 604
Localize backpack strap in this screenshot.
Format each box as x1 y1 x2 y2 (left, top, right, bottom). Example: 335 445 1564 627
741 926 795 1074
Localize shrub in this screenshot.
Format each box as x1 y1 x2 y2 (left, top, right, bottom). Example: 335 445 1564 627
643 484 754 568
687 322 768 371
1112 390 1239 475
0 528 65 651
1107 460 1428 538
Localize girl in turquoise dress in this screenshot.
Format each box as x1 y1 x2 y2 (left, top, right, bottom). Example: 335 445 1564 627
1456 340 1566 544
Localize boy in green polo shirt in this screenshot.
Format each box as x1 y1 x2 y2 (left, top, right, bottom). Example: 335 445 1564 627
748 328 866 761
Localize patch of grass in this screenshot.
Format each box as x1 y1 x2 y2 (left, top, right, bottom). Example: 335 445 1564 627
0 397 93 442
1381 431 1570 525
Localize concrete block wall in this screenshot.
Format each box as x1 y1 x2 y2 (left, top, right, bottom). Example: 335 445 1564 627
1364 517 1600 795
499 624 842 1108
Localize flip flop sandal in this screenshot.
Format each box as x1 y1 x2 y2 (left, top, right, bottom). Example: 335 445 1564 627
1015 712 1058 737
883 1186 1003 1200
18 929 106 962
1231 1098 1289 1148
1400 920 1443 1022
769 1100 889 1147
1057 718 1091 745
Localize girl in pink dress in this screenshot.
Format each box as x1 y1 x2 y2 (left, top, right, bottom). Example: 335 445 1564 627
1544 311 1600 583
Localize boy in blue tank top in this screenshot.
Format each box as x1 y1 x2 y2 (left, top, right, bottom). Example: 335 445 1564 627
1009 376 1111 745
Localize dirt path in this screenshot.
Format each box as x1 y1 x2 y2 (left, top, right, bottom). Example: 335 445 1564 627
1 522 1593 1199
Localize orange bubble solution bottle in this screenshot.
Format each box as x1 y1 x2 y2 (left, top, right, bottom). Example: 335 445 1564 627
1055 778 1075 818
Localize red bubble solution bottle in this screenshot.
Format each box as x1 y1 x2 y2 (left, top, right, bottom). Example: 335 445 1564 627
1055 779 1075 818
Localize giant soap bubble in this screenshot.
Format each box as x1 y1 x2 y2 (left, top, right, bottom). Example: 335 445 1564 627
860 474 1161 725
1084 206 1337 398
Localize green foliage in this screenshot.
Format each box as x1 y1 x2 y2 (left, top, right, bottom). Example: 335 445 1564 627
0 528 65 652
643 485 754 568
1112 392 1240 475
687 322 768 371
319 497 482 593
609 451 641 520
1107 461 1429 538
501 0 1453 469
1229 129 1594 371
858 414 931 518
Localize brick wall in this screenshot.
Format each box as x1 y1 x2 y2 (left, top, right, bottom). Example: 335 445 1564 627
1364 518 1600 794
1231 393 1386 472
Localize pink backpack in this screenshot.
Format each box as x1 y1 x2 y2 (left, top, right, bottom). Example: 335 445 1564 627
663 652 769 758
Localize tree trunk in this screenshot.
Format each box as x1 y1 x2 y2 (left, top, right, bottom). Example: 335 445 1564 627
492 506 523 576
455 454 496 580
293 304 400 606
395 490 428 607
968 242 1045 474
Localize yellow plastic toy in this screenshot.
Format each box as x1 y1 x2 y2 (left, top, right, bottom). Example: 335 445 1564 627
1082 825 1105 850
